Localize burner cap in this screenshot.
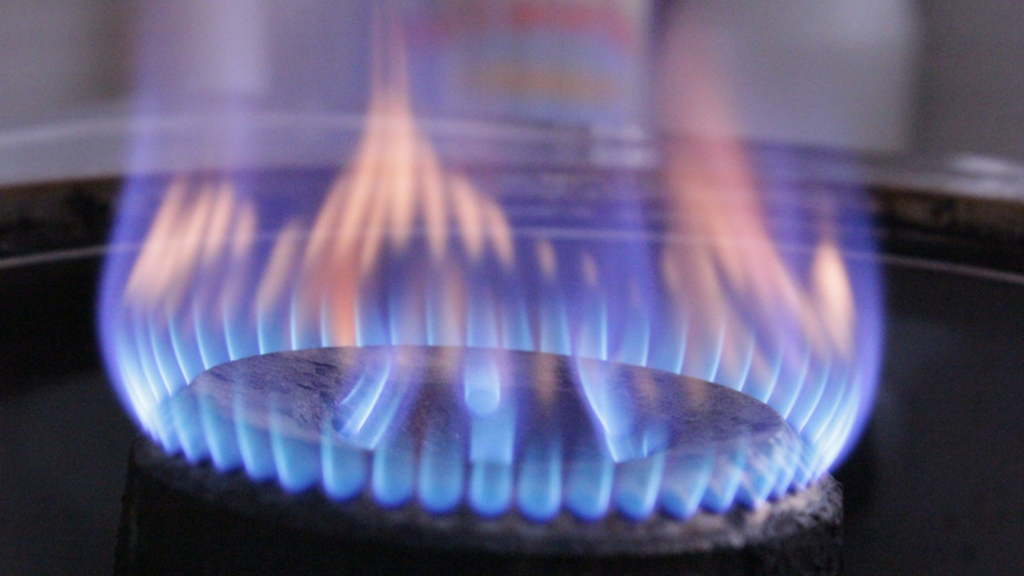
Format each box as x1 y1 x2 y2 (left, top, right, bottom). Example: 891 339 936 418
156 346 815 526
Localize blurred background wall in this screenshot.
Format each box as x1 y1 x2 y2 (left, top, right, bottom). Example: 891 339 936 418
913 0 1024 161
0 0 132 128
1 0 1023 161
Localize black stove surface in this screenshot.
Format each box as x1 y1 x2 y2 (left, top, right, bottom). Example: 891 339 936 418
2 257 1022 575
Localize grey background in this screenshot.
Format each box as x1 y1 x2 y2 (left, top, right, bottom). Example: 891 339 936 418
914 0 1024 160
0 0 131 128
1 0 1024 161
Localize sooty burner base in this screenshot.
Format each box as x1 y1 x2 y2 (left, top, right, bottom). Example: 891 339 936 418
115 436 841 575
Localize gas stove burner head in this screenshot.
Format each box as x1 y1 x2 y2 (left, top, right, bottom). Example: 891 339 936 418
156 346 816 522
119 346 840 575
119 342 839 569
118 436 840 575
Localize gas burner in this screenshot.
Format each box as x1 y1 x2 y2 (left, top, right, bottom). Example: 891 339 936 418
116 346 840 575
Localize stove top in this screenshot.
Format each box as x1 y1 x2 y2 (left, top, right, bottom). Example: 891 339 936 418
2 152 1023 575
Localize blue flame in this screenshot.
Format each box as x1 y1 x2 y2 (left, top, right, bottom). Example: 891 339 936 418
99 0 884 524
463 353 502 418
516 436 563 521
101 149 882 523
468 387 517 516
564 442 615 521
419 417 465 513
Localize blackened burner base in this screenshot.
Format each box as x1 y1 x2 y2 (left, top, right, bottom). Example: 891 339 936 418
115 436 841 575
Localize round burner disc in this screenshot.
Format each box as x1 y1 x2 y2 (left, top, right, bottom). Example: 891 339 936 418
157 346 814 525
